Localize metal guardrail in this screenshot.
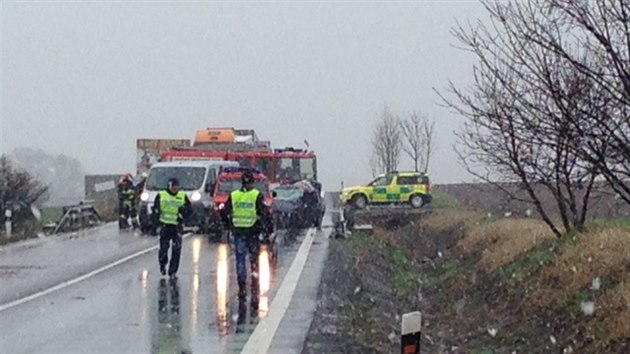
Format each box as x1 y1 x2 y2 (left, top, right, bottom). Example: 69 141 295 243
50 203 103 234
330 204 433 239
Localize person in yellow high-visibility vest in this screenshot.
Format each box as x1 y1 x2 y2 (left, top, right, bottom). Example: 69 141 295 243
221 169 271 325
153 178 191 280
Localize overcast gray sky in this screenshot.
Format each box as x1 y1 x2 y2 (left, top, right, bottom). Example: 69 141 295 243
1 1 488 189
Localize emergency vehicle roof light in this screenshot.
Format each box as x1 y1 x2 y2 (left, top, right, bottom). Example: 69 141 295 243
273 147 306 153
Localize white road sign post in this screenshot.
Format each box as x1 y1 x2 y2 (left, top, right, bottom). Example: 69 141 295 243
401 311 422 354
5 209 12 237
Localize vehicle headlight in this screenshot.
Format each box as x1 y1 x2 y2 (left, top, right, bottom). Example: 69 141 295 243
140 192 150 202
191 191 202 202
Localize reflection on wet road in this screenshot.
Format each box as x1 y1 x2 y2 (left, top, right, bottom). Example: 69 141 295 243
259 245 271 318
216 242 230 336
153 279 183 354
191 237 201 338
0 230 298 353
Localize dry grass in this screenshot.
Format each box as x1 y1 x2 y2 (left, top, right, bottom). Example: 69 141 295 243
422 209 485 234
595 276 630 340
528 227 630 309
458 218 556 271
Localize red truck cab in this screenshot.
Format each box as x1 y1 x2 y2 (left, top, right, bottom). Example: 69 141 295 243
206 167 274 242
212 167 275 213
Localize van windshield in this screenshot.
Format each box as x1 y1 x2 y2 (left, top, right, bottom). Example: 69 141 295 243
145 167 206 191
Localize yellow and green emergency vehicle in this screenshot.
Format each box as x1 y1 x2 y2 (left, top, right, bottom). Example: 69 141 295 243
340 171 432 209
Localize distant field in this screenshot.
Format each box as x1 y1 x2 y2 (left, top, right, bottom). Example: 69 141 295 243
433 182 630 220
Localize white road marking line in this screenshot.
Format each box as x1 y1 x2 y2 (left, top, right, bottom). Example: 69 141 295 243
241 227 317 354
0 233 193 313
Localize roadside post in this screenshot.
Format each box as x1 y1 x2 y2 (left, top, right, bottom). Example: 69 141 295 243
335 181 346 237
4 209 12 237
401 311 422 354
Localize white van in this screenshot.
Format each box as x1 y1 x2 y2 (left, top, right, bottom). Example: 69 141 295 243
138 160 239 234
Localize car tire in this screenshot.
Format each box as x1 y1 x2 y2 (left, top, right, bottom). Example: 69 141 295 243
352 194 367 209
410 194 423 208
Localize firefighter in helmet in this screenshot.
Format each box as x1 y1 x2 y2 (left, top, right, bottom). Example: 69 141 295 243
118 173 138 229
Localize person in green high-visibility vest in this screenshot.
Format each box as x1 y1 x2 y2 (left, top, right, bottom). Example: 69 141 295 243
221 169 271 326
153 178 191 280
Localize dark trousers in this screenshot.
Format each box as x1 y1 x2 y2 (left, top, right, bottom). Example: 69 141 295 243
119 202 138 228
159 224 182 275
233 228 261 316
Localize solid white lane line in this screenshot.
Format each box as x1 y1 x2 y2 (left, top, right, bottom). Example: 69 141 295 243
241 228 317 354
0 233 193 313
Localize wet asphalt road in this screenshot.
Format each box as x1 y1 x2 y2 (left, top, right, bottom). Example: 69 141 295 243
0 225 308 353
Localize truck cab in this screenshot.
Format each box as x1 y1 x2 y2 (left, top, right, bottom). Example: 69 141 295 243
138 160 238 234
207 167 274 241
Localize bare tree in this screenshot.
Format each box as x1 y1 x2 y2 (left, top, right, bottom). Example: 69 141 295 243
371 107 402 174
0 156 49 233
369 152 379 177
509 0 630 206
439 0 609 237
10 148 85 206
422 117 435 172
400 112 436 172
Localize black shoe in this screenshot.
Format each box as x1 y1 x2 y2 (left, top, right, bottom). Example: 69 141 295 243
250 311 259 324
160 265 166 276
236 307 246 333
235 323 246 333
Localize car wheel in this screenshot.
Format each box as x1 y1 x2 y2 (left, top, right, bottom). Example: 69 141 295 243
352 194 367 209
410 194 423 208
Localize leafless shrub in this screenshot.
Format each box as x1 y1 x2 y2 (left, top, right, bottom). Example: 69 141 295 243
400 112 436 172
438 0 627 236
371 106 402 173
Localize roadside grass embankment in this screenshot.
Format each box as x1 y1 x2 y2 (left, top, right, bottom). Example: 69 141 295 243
419 197 630 353
304 189 630 353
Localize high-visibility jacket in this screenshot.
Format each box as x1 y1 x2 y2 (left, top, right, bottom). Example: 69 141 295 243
119 183 136 205
230 189 260 228
158 190 186 225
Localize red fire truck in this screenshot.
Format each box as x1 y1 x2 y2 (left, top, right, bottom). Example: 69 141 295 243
160 147 317 184
157 127 317 183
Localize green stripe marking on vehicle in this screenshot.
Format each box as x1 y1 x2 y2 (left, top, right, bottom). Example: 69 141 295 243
387 194 399 201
